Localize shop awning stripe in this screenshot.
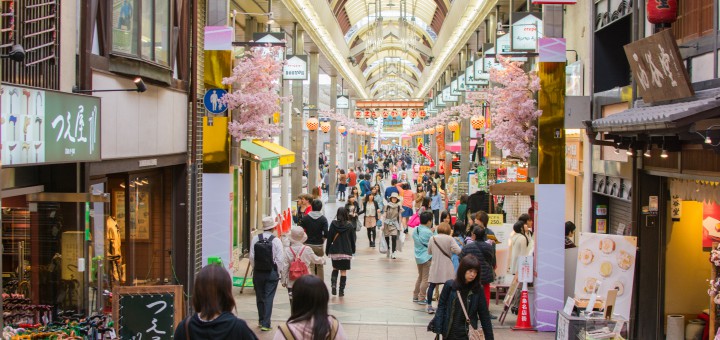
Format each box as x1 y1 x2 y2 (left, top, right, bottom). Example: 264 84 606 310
253 140 295 166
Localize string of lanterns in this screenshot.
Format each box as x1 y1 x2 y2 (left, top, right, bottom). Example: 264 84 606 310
355 108 425 120
305 109 377 136
404 103 486 137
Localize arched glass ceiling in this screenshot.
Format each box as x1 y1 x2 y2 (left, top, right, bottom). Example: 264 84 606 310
370 79 414 95
363 57 421 78
344 11 437 43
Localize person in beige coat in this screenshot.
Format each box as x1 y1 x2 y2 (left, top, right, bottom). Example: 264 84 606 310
281 226 325 302
425 222 461 314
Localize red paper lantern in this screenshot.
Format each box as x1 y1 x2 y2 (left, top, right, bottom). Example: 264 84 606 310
320 121 331 133
646 0 677 24
371 110 379 119
409 110 417 118
401 110 408 118
382 110 389 119
364 110 371 118
391 110 398 118
419 110 426 118
306 117 319 131
355 110 362 119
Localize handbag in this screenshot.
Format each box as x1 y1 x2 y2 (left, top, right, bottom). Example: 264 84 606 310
456 291 485 340
407 213 420 228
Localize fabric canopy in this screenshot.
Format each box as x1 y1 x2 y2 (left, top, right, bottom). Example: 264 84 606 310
253 140 295 166
240 140 279 170
446 139 478 153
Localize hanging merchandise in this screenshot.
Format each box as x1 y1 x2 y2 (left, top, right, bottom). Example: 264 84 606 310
646 0 677 24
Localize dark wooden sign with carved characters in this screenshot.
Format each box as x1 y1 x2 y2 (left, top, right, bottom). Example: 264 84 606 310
623 29 693 104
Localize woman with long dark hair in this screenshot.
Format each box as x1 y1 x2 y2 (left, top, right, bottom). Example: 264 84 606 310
174 265 258 339
508 220 531 276
429 184 443 225
326 207 357 296
430 256 494 340
337 169 347 201
274 275 346 340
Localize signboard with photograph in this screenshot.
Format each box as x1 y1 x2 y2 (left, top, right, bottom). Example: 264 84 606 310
574 232 637 320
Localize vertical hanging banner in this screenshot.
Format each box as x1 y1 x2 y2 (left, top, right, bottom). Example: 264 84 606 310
417 142 435 167
535 37 567 332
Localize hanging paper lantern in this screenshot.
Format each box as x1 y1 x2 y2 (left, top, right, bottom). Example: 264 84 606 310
391 110 398 118
320 121 331 133
470 115 485 130
349 128 356 134
647 0 677 24
401 110 408 118
355 110 362 119
419 110 426 118
382 110 390 119
306 117 319 131
364 110 371 118
371 110 379 119
448 121 460 132
436 124 444 132
409 110 417 118
337 125 346 134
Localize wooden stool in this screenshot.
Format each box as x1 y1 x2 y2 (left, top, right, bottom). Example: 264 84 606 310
491 284 509 305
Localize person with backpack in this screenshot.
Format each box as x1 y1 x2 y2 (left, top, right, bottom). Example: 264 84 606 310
326 207 356 297
282 226 325 302
250 216 284 332
301 199 329 281
274 275 347 340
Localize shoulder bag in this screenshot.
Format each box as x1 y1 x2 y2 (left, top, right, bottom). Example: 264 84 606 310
433 237 452 259
456 291 485 340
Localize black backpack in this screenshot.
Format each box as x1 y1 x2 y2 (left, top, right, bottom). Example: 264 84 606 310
254 234 276 272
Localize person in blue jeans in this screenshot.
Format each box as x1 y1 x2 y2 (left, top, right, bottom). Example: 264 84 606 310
412 211 436 305
429 184 443 225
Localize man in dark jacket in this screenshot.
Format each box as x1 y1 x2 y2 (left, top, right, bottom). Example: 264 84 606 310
301 199 328 281
460 226 496 306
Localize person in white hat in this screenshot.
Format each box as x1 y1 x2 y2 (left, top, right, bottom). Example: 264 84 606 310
281 226 325 302
249 215 283 332
383 192 403 259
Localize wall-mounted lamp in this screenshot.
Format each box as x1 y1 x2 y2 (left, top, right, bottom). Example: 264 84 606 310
72 77 147 93
0 44 25 62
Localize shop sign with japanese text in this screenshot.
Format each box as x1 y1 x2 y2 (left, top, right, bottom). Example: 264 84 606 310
1 84 100 166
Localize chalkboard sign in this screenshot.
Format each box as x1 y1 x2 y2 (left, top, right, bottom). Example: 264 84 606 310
113 285 184 340
458 181 469 195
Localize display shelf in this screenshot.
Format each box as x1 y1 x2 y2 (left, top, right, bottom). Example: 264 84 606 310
556 311 628 340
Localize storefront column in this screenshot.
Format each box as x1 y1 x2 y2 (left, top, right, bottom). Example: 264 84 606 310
308 52 320 192
290 25 305 200
460 117 470 182
281 78 291 211
328 76 338 203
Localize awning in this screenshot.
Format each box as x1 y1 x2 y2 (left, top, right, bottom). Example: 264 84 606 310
240 140 279 170
446 139 478 153
591 87 720 132
253 140 295 165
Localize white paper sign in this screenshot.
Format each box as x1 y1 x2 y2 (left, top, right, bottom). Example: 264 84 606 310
563 297 575 315
518 255 534 283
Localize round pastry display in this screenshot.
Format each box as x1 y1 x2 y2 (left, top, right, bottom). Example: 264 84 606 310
584 278 599 294
599 238 616 254
613 281 625 296
600 261 613 277
580 249 595 265
617 250 633 270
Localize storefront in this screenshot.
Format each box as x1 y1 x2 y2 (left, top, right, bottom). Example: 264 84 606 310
1 85 101 315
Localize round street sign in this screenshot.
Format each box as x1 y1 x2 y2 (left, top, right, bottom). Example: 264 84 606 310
204 89 228 114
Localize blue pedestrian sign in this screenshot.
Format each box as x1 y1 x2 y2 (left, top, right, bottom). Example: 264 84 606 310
204 89 228 114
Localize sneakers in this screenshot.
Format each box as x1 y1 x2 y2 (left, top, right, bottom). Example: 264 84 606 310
426 306 436 314
416 300 427 305
391 251 397 259
260 326 272 332
412 297 420 302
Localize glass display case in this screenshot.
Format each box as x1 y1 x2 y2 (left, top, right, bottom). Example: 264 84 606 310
556 311 628 340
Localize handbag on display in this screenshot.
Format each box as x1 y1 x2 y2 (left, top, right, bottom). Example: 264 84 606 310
456 291 485 340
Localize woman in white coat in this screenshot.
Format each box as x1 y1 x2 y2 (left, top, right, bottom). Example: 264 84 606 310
426 222 461 314
508 221 532 276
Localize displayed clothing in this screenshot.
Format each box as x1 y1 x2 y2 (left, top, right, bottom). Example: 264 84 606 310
503 195 532 223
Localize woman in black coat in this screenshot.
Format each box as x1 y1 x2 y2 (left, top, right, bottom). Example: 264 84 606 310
459 226 496 305
431 256 494 340
326 207 357 297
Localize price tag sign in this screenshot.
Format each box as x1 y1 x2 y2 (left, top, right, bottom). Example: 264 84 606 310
517 256 533 283
487 214 504 226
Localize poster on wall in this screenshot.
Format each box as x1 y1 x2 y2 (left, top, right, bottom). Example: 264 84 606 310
702 202 720 248
574 232 637 320
488 223 513 284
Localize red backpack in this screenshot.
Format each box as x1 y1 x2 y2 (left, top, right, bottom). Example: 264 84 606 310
288 246 310 281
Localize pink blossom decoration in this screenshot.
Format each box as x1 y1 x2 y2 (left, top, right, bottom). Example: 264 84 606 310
485 55 542 160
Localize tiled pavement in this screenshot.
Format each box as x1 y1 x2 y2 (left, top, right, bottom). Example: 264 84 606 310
235 185 554 339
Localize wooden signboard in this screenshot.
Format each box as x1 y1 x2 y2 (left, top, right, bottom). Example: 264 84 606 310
113 285 184 339
489 182 535 196
623 29 693 104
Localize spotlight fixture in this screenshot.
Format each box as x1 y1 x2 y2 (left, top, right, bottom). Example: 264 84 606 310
72 77 147 93
706 136 712 144
626 149 633 156
643 146 651 158
660 149 668 158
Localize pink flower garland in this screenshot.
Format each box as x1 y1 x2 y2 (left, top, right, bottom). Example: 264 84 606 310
485 55 542 160
221 45 292 141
